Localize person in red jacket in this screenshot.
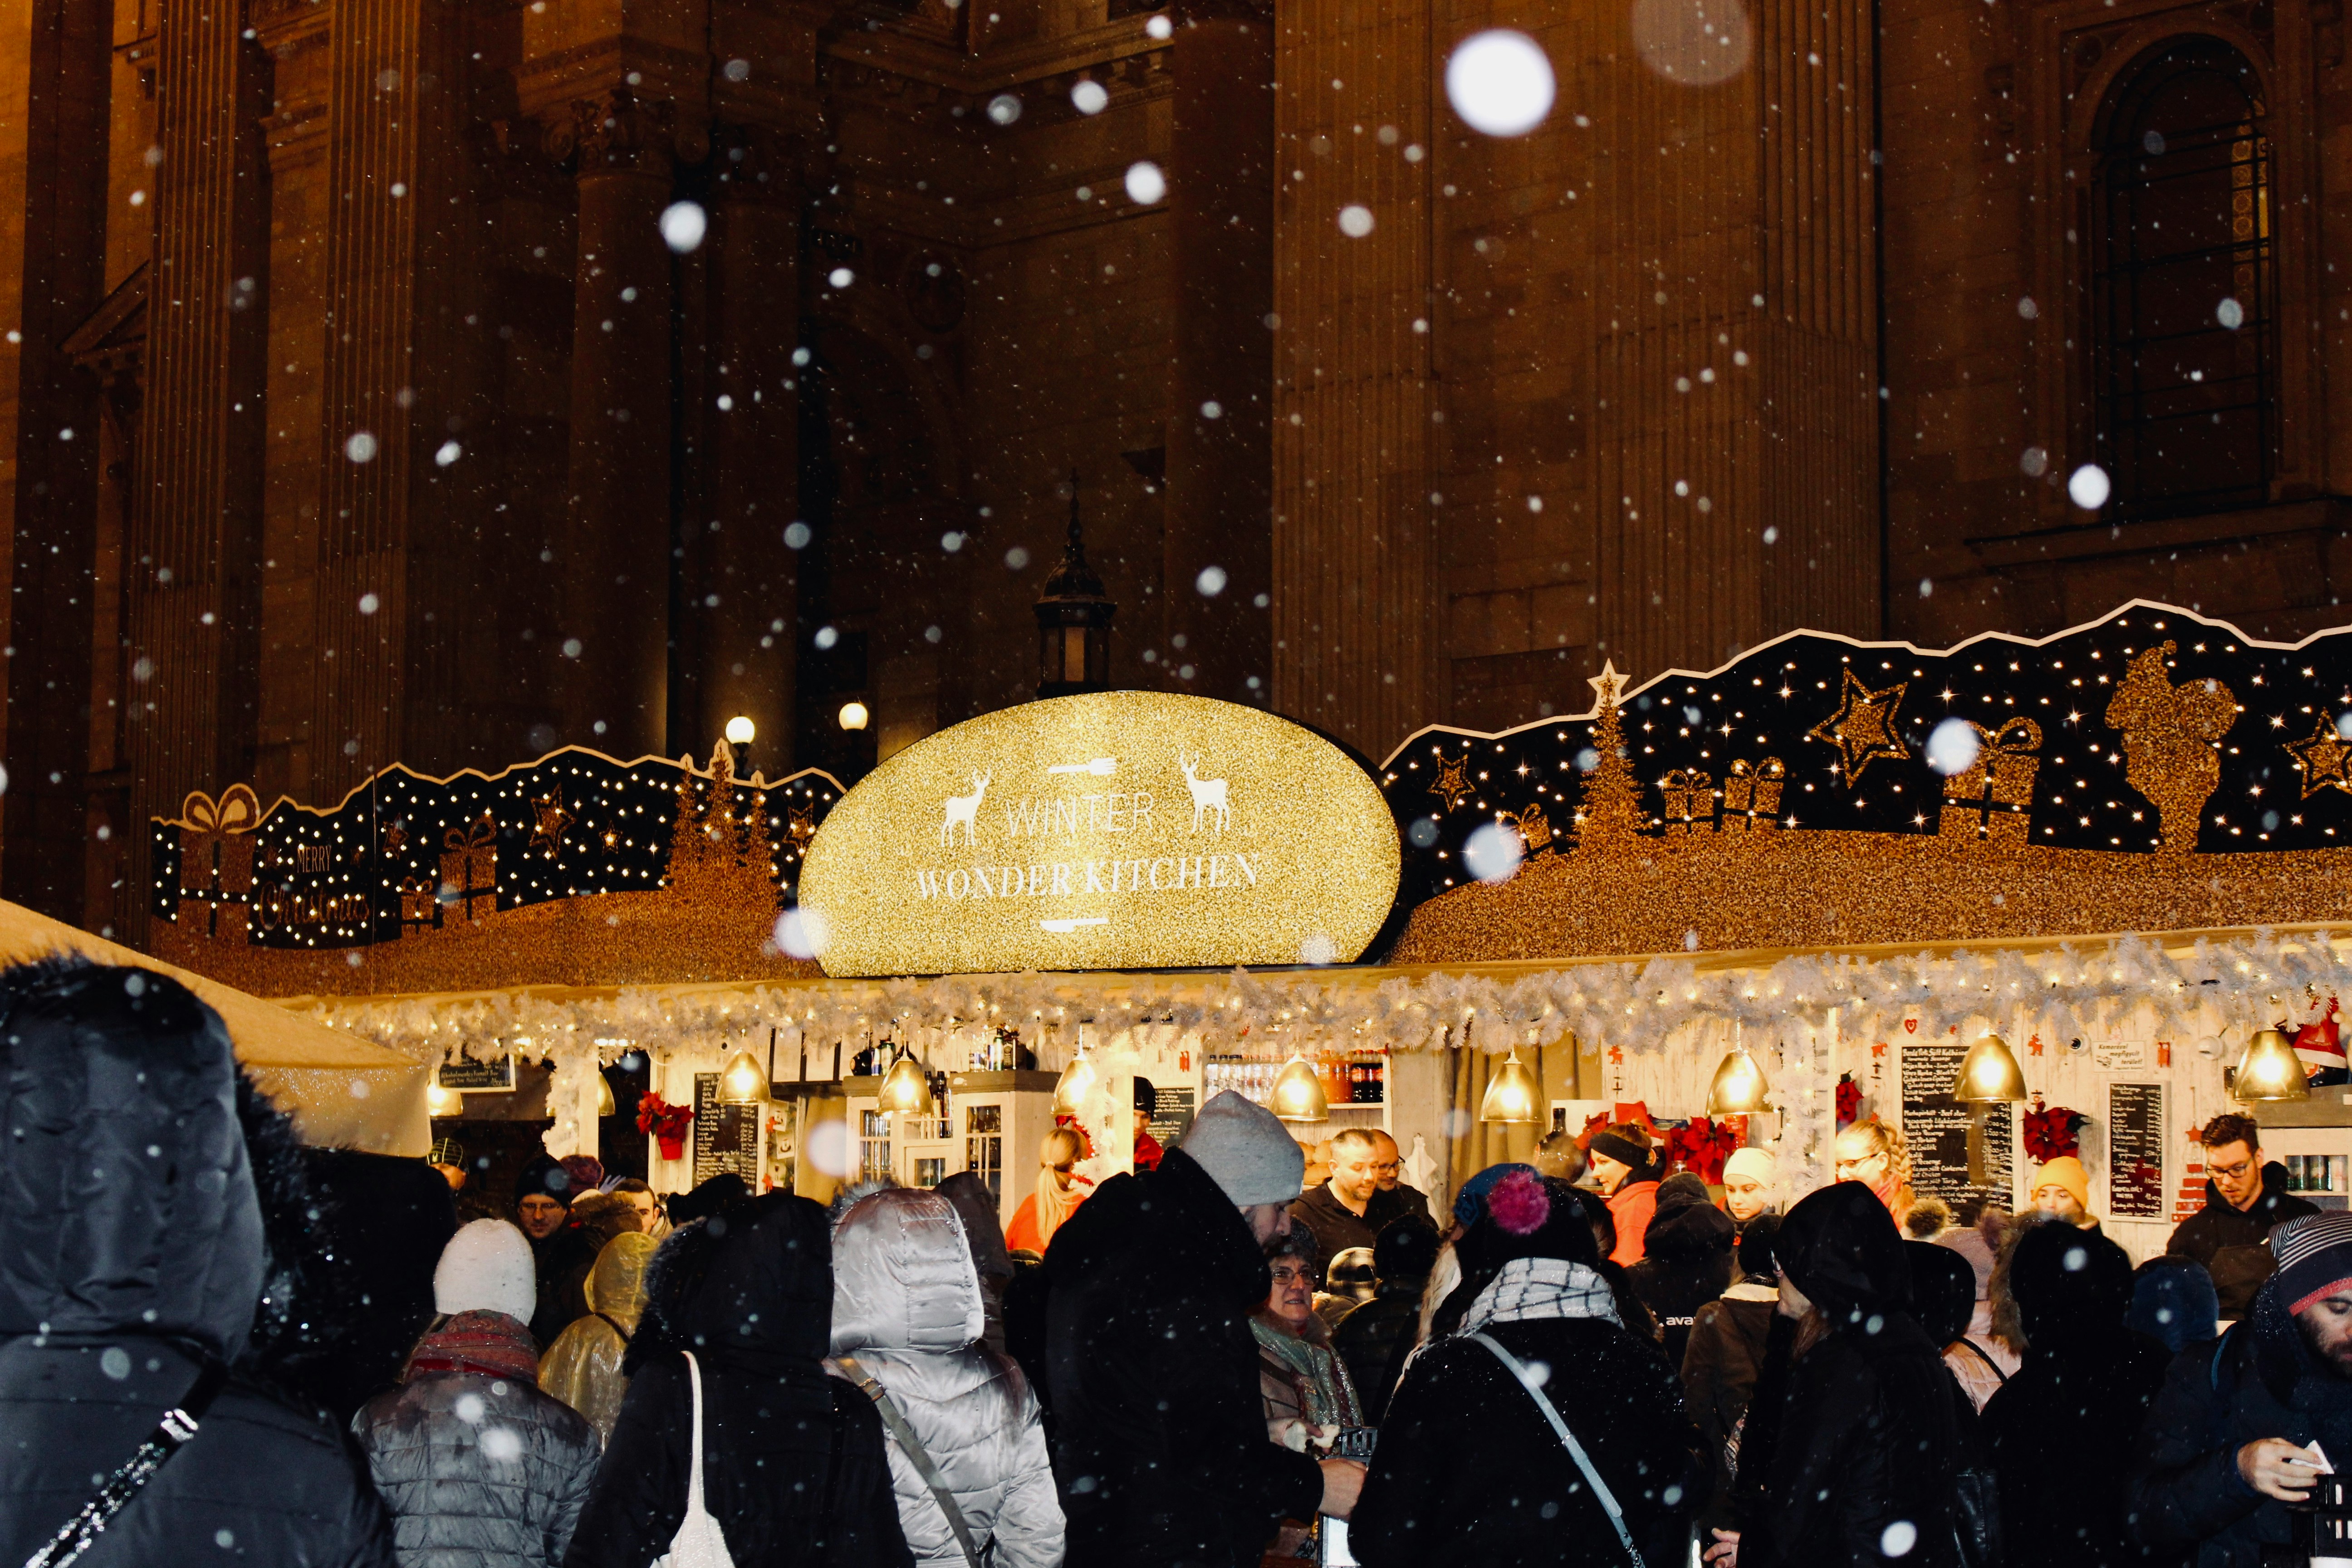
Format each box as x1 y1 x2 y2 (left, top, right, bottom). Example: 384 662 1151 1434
1588 1123 1662 1265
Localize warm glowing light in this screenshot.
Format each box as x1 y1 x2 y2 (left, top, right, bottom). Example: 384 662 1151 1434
595 1073 617 1117
1270 1054 1330 1123
426 1079 460 1117
1705 1048 1771 1115
2234 1028 2311 1102
1951 1035 2028 1103
838 701 871 731
1478 1046 1543 1123
1053 1042 1098 1116
725 715 756 745
718 1047 769 1105
879 1052 936 1115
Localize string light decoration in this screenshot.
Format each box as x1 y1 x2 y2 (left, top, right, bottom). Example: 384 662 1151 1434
149 741 843 994
1383 603 2352 960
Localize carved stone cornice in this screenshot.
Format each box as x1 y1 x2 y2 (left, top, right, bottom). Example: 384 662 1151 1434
543 88 703 178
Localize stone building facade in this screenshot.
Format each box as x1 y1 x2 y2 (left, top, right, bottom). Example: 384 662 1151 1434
0 0 2338 940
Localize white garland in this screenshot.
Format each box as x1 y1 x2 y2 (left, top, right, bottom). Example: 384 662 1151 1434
308 926 2351 1078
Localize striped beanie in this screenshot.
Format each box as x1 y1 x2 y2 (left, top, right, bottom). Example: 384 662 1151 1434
2270 1211 2352 1314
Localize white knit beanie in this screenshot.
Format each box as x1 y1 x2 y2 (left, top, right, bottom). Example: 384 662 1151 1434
1722 1147 1779 1189
434 1219 537 1323
1178 1091 1305 1207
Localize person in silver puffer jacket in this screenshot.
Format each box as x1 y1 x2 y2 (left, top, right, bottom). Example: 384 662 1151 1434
355 1219 603 1568
829 1187 1066 1568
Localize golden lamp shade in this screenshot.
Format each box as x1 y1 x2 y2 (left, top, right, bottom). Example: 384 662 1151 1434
1270 1055 1330 1124
1705 1048 1772 1117
1052 1047 1098 1117
2234 1028 2312 1102
1951 1034 2029 1104
878 1051 936 1116
595 1072 617 1118
719 1046 770 1106
1478 1047 1544 1125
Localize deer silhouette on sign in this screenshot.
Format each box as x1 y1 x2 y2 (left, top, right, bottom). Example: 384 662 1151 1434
1180 750 1230 833
941 771 990 848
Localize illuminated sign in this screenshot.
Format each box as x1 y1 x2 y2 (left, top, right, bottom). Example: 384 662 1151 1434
798 692 1401 976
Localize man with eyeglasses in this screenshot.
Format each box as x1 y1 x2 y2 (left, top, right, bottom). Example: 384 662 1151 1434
1367 1129 1432 1225
2167 1112 2319 1269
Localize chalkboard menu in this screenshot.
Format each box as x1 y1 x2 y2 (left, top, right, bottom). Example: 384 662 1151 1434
1147 1087 1196 1153
2108 1082 2167 1219
692 1072 762 1189
1900 1038 2014 1204
436 1054 515 1092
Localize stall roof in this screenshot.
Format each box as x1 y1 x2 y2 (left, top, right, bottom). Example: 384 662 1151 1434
0 899 430 1154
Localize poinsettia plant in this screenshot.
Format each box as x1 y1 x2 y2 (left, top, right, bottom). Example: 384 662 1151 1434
1835 1074 1862 1129
1663 1116 1746 1184
637 1091 695 1161
2022 1101 2085 1162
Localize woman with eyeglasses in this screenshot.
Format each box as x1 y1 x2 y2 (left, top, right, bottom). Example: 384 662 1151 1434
1831 1117 1916 1230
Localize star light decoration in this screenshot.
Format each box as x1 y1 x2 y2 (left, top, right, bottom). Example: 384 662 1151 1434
151 745 845 952
1376 603 2352 914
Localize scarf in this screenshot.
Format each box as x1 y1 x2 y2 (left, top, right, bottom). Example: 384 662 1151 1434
1032 1171 1081 1248
1252 1314 1363 1427
406 1309 540 1382
1459 1257 1623 1334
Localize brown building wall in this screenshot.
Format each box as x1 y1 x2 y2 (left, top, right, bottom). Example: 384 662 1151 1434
0 0 2339 937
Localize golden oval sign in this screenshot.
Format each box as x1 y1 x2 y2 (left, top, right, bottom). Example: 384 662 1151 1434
798 692 1401 976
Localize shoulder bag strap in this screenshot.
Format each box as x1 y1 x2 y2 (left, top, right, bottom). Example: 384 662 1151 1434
1468 1331 1646 1568
23 1354 231 1568
830 1354 987 1568
681 1352 710 1520
1951 1338 2008 1386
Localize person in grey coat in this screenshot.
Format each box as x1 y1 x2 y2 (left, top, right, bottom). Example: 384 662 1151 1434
830 1186 1066 1568
355 1219 603 1567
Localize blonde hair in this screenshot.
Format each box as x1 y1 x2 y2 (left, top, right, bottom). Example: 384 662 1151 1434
1842 1115 1914 1191
1040 1126 1082 1166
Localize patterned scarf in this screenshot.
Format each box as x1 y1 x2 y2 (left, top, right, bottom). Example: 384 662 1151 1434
405 1309 541 1383
1459 1257 1623 1334
1252 1315 1363 1428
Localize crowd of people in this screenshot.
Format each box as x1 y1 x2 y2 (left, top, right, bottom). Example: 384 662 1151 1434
7 958 2352 1568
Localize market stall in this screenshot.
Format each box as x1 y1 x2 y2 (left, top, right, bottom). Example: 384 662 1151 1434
147 600 2352 1261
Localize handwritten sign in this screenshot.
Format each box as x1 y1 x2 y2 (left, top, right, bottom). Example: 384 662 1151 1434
799 692 1400 976
2094 1039 2147 1070
2108 1082 2167 1219
692 1072 761 1189
1147 1086 1196 1152
436 1054 516 1093
1900 1037 2013 1203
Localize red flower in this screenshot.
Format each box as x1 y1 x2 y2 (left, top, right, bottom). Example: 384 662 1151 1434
636 1092 694 1142
2022 1104 2085 1162
1835 1075 1862 1129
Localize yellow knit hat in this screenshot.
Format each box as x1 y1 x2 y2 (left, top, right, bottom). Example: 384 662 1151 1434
2030 1156 2091 1215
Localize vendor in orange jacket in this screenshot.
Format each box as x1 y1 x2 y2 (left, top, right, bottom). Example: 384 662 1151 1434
1588 1123 1663 1265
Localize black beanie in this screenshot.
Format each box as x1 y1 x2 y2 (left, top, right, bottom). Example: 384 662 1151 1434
514 1152 573 1209
1372 1215 1440 1285
1588 1127 1652 1172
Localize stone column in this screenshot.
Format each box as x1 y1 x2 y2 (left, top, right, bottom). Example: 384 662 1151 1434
1269 0 1436 756
545 93 680 758
0 0 112 921
1161 3 1274 705
686 125 799 768
125 0 271 941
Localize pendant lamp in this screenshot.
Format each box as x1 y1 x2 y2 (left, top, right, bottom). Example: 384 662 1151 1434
1270 1053 1330 1123
1705 1045 1772 1117
1478 1046 1543 1125
1951 1034 2029 1103
2234 1028 2311 1102
426 1077 460 1118
1951 1033 2027 1186
595 1072 617 1117
719 1046 770 1105
1053 1034 1098 1116
878 1049 936 1116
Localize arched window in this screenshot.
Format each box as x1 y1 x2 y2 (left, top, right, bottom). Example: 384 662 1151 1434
2089 37 2276 515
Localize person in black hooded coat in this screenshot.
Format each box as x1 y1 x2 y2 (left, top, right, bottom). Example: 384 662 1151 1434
1981 1222 2172 1568
564 1191 911 1568
1684 1214 1783 1529
1352 1169 1709 1568
0 958 395 1568
1710 1181 1974 1568
1631 1172 1739 1369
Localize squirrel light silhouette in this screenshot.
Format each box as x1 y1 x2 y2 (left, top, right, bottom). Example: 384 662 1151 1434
2102 641 2237 853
